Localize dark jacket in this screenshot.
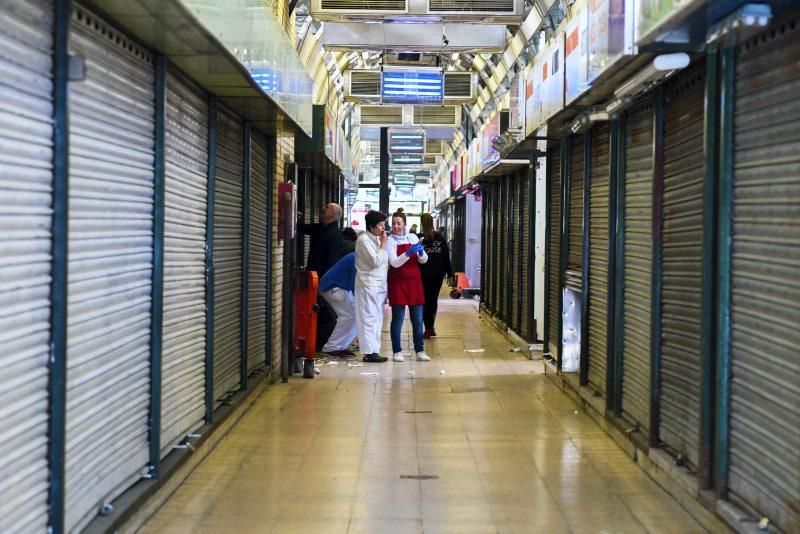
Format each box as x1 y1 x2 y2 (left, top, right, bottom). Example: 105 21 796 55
418 232 453 279
299 221 343 278
341 238 356 257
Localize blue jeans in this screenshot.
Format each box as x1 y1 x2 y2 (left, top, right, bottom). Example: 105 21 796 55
390 305 424 354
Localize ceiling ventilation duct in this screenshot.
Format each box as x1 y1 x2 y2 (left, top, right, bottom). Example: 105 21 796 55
311 0 525 23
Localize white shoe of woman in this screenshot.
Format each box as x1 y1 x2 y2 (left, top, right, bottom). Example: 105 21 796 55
416 351 431 361
393 352 405 362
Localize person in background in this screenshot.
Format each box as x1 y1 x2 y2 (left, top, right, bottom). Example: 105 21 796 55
386 208 430 362
409 223 418 235
319 252 357 357
297 202 343 350
418 212 453 339
355 210 390 363
341 227 357 256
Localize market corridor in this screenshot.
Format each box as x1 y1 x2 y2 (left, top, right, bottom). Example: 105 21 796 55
140 298 705 533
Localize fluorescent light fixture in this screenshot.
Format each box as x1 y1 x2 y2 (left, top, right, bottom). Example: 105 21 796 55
614 53 690 99
605 96 635 115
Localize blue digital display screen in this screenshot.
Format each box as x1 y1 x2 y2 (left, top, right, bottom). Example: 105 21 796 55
382 70 443 104
391 153 424 165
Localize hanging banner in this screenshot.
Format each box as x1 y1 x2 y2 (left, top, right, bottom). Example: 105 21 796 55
564 3 589 105
587 0 627 83
481 113 500 170
543 36 565 121
524 61 541 137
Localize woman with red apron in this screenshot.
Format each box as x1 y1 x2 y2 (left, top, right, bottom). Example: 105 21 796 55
387 209 431 362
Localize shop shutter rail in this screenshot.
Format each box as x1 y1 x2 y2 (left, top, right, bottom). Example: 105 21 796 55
620 99 654 438
66 6 154 530
499 179 508 320
213 105 244 402
566 136 584 291
547 145 561 355
586 123 610 396
248 131 269 372
160 68 208 455
659 64 705 468
728 15 800 532
0 0 53 530
493 183 502 315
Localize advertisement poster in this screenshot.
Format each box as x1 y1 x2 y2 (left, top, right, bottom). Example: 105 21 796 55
564 5 589 105
544 37 564 120
524 61 540 137
481 113 500 170
587 0 626 83
451 159 463 192
638 0 691 41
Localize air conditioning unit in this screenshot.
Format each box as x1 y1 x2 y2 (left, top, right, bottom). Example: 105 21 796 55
424 154 439 166
443 72 476 102
358 105 404 126
346 70 381 100
310 0 525 23
412 105 460 127
426 140 444 154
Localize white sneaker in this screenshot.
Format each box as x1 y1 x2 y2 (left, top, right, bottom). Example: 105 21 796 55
393 352 405 362
416 351 431 362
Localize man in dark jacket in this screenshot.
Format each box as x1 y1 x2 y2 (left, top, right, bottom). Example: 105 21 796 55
298 202 344 278
298 202 344 350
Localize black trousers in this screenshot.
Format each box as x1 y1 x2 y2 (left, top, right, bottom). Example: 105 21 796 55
421 275 444 331
316 296 337 351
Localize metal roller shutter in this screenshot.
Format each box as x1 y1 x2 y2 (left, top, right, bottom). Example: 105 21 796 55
493 183 502 315
303 169 312 260
66 6 154 530
547 145 561 355
271 137 291 376
659 63 705 468
520 169 531 339
213 105 243 402
620 99 654 438
510 174 520 329
160 69 208 455
248 130 269 372
480 186 487 306
484 185 492 310
0 0 53 530
567 136 584 291
503 178 509 323
587 123 610 396
728 16 800 532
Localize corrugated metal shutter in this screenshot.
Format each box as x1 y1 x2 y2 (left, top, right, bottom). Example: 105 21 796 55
659 63 705 468
213 105 243 402
547 145 561 355
270 137 291 376
0 0 53 530
566 136 584 291
520 168 531 339
620 99 654 437
503 178 510 322
480 186 487 305
160 69 208 455
587 123 610 396
303 169 312 260
66 6 154 530
248 130 269 372
727 15 800 533
493 183 502 315
510 173 520 330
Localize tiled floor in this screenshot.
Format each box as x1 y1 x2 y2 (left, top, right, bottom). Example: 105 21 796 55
141 296 706 533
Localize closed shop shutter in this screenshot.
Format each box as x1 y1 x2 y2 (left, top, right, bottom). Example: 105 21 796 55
504 177 511 324
587 123 610 396
547 145 561 355
620 99 654 438
728 15 800 532
213 105 243 402
66 6 154 530
303 169 312 262
248 130 270 372
480 186 487 305
493 183 502 315
0 0 53 530
160 69 208 455
520 168 531 339
510 174 520 329
659 63 705 468
566 136 584 291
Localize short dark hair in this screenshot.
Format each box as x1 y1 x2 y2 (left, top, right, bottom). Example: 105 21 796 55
342 227 357 241
364 210 387 231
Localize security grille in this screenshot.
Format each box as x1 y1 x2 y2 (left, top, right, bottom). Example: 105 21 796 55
547 145 561 356
248 131 270 372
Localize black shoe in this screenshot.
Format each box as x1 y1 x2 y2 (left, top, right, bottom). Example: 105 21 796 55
339 349 355 357
362 353 388 363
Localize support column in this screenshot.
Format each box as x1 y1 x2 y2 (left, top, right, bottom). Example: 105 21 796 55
379 127 390 215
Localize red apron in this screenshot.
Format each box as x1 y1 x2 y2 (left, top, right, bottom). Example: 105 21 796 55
388 243 425 306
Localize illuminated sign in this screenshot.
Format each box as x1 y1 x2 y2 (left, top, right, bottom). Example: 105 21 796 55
391 153 425 165
382 70 443 104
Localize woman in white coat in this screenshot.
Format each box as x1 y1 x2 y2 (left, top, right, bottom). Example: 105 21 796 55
354 210 390 363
